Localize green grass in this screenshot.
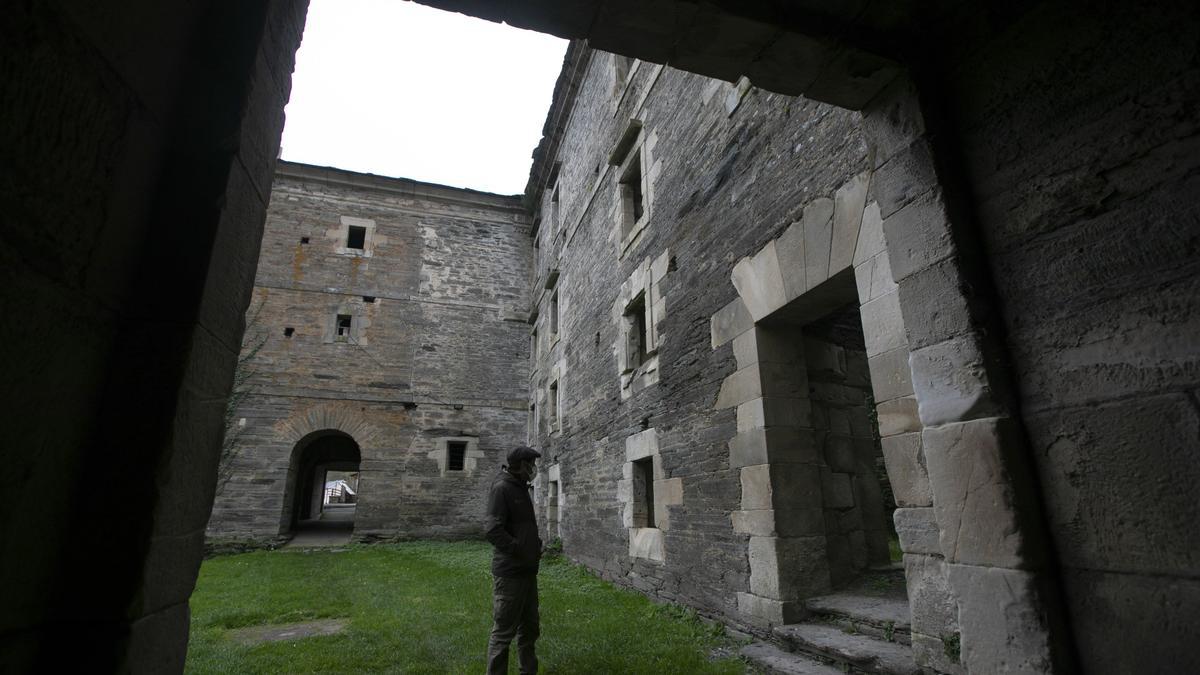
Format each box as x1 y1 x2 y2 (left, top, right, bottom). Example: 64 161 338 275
187 542 747 674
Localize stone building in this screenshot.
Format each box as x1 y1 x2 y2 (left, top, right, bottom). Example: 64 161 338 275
5 1 1198 673
208 162 530 542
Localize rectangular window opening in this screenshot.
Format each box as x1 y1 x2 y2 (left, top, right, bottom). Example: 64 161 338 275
549 381 560 428
550 290 560 336
531 328 539 359
336 314 352 340
300 236 310 244
447 441 467 471
346 225 367 250
625 292 647 369
284 327 295 338
620 150 644 237
633 457 656 529
362 295 376 303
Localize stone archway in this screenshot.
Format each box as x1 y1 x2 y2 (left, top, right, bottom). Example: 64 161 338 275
281 430 362 537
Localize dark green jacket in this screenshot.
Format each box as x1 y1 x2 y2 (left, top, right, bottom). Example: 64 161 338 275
484 470 542 577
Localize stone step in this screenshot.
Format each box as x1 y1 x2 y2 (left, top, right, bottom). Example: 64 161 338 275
740 641 845 675
774 623 921 675
805 593 912 645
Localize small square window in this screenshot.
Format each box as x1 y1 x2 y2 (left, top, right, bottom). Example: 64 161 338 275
346 226 367 250
300 236 310 244
363 295 376 303
447 441 467 471
336 314 352 341
284 327 295 338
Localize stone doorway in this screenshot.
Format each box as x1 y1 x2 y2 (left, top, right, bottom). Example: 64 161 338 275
281 431 362 545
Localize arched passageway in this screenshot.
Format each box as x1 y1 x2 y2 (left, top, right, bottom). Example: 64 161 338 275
282 430 362 544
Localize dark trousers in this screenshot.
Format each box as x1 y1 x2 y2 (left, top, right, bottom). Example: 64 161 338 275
486 574 539 674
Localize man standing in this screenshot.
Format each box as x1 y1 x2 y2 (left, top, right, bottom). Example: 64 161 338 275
484 446 543 675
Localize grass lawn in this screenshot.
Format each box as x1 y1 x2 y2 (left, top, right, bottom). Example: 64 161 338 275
187 541 748 674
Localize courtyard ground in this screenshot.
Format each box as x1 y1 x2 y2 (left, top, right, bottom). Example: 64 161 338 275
186 541 748 673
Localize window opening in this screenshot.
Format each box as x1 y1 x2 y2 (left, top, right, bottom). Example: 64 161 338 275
346 225 367 250
531 328 539 359
447 441 467 471
362 295 376 303
550 290 560 336
632 457 655 528
624 291 648 370
284 327 295 338
336 314 352 341
549 381 559 429
619 149 644 237
300 236 310 244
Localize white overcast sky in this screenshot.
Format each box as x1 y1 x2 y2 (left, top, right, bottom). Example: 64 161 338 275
279 0 568 195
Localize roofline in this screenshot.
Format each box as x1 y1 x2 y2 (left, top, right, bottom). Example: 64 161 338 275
522 40 593 211
274 160 528 214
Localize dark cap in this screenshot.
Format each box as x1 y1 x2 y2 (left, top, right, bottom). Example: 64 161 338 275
506 445 541 466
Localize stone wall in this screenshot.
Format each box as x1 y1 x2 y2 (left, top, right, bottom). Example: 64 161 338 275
526 45 872 624
937 4 1200 672
207 162 531 543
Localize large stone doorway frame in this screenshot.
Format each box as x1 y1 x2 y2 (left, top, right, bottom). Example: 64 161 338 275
281 430 361 533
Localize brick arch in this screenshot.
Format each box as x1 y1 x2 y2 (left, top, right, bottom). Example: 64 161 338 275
275 402 385 449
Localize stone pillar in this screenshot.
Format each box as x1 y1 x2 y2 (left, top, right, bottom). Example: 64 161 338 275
862 73 1076 673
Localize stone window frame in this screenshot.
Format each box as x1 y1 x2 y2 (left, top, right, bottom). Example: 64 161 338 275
527 400 538 444
618 429 682 563
545 463 562 540
330 215 381 257
547 378 561 436
323 300 371 345
548 284 561 346
611 53 639 103
427 436 482 477
608 119 658 257
614 250 670 399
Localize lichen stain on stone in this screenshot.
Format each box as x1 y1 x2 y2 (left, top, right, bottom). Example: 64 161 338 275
292 242 306 282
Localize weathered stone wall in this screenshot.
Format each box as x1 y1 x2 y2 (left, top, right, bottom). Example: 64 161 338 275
526 46 870 624
937 4 1200 672
207 162 531 543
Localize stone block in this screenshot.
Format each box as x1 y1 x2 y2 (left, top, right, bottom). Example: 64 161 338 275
924 417 1043 569
711 296 754 348
867 346 914 403
909 336 1004 428
853 201 885 266
731 508 825 537
947 564 1058 675
881 432 932 507
804 42 901 110
1062 569 1200 675
861 73 925 170
629 527 665 561
802 337 845 377
823 434 856 473
735 327 803 368
741 463 823 511
624 427 658 462
729 427 821 468
775 218 807 301
732 240 787 321
873 137 939 219
714 364 762 409
802 197 835 291
876 396 920 437
821 470 855 509
896 256 989 351
894 508 939 555
736 397 812 432
751 535 831 599
830 172 871 273
881 188 955 283
859 289 906 358
736 592 807 627
904 555 959 638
